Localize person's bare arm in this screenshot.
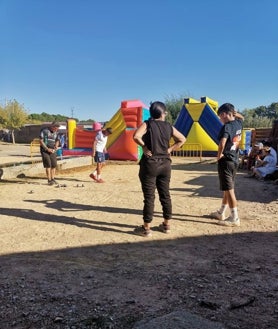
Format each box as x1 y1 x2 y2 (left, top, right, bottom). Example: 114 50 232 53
133 122 152 156
40 138 53 153
92 139 97 156
40 138 47 151
256 159 268 167
133 122 147 146
233 109 244 121
217 137 227 161
168 127 186 153
54 140 60 149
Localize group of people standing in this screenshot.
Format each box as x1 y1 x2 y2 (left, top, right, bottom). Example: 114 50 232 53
39 121 113 185
39 100 275 237
133 101 245 235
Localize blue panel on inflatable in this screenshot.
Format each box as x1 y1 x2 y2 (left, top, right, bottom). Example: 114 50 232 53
198 104 222 144
241 130 252 152
245 130 252 146
174 106 194 137
143 108 150 122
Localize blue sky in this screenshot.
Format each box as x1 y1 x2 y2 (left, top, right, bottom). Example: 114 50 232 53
1 0 278 122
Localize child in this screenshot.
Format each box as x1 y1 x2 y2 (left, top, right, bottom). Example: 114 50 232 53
89 127 112 183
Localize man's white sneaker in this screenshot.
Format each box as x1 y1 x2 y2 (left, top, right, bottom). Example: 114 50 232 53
218 216 240 227
209 211 226 221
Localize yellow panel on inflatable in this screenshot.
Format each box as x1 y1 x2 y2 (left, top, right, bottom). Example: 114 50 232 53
185 103 205 122
104 109 126 149
184 122 218 151
240 128 254 150
67 119 76 149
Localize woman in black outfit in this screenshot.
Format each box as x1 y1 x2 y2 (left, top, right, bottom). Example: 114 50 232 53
133 101 186 237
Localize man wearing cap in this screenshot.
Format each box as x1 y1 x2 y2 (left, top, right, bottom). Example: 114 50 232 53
39 121 61 185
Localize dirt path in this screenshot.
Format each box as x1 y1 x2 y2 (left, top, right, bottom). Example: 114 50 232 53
0 158 277 328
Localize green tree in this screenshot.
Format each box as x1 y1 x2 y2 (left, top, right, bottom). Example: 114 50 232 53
163 94 277 129
254 105 267 118
1 100 28 144
267 102 278 119
242 103 278 128
164 94 187 124
0 105 8 127
28 112 79 123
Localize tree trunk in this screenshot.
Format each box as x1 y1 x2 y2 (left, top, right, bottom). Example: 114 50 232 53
11 130 15 144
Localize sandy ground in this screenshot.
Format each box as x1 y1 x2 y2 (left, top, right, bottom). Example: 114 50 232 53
0 143 278 328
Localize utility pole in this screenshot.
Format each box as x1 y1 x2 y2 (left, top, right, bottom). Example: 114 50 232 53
71 107 74 118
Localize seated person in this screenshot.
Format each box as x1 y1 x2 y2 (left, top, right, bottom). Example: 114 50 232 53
263 141 277 165
252 146 277 180
246 142 264 171
239 146 252 169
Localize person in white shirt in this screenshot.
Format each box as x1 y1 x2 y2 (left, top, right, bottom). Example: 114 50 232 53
89 127 112 183
253 146 277 180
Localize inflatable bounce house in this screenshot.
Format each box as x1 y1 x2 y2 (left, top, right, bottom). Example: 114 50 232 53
174 96 221 156
63 100 150 161
62 119 98 157
60 96 253 160
174 96 252 155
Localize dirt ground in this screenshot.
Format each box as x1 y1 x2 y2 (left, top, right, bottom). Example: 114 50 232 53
0 152 278 329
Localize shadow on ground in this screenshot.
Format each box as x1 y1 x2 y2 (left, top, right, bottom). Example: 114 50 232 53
171 162 278 204
0 227 277 329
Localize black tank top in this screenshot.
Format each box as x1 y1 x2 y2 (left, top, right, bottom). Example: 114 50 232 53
142 119 173 158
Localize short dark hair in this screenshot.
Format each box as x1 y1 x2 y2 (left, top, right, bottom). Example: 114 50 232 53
217 103 235 116
105 127 112 134
263 141 271 147
149 101 167 119
51 121 60 127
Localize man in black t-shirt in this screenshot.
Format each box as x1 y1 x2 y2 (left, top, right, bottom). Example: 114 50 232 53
39 121 60 185
209 103 244 227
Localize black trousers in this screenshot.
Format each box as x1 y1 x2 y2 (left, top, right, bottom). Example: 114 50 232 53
139 157 172 223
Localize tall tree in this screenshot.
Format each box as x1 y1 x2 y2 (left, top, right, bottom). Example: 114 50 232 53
164 94 187 124
0 105 8 127
1 100 28 144
267 102 278 119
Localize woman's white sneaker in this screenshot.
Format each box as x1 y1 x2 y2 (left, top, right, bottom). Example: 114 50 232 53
210 211 226 221
218 217 240 227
